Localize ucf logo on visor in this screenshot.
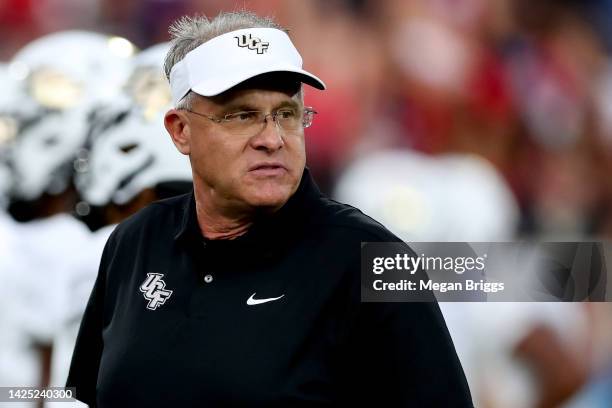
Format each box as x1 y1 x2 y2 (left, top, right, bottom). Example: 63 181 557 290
234 34 269 54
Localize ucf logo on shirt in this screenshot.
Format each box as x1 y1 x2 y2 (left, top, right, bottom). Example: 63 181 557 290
234 34 269 54
140 273 173 310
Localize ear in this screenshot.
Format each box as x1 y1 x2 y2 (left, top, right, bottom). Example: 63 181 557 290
164 109 191 155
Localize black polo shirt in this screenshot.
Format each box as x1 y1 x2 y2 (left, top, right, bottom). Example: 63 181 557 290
67 168 472 407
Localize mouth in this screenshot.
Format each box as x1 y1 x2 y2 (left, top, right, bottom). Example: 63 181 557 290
248 162 288 177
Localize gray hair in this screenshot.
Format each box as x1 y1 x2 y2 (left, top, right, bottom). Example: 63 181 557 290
164 11 288 110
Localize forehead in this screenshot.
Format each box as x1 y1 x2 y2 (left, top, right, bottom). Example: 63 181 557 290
199 73 302 109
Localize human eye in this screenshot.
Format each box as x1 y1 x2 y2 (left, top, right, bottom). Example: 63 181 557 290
225 111 258 122
276 108 297 120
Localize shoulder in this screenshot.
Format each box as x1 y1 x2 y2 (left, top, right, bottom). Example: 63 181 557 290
106 192 189 246
312 195 401 243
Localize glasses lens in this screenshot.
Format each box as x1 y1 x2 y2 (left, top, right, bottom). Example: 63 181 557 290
276 109 302 132
223 111 261 134
220 107 317 134
302 109 316 128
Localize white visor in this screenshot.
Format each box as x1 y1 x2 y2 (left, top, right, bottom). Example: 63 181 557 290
169 28 326 106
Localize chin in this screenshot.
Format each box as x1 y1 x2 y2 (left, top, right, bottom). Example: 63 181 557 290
244 184 293 209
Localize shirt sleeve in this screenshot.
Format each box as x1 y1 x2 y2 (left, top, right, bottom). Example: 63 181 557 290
338 240 474 407
65 233 115 407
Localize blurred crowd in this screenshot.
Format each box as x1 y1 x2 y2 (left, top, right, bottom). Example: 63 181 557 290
1 0 612 407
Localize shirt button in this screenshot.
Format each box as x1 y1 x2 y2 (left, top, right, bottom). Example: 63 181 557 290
204 274 213 283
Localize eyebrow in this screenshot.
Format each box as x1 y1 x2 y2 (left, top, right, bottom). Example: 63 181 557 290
276 100 300 110
220 99 300 114
219 103 255 114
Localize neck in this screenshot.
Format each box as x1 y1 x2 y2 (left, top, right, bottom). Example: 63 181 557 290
193 181 254 240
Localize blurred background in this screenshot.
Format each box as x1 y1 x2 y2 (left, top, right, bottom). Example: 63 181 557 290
1 0 612 407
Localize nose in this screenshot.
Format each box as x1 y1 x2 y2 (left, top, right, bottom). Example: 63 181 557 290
249 114 284 152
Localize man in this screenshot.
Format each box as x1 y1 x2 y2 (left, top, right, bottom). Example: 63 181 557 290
0 32 133 396
67 11 472 407
47 43 192 408
74 42 192 230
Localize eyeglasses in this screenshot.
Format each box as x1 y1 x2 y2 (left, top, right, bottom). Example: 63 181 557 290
181 106 317 136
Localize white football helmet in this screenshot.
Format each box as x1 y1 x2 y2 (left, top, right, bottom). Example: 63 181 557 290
124 42 173 121
76 43 192 206
0 63 19 207
334 150 519 241
8 31 136 201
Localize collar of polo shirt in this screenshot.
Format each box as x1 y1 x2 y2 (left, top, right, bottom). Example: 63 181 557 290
169 27 326 106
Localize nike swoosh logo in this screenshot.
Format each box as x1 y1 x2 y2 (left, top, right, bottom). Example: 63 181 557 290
246 293 285 306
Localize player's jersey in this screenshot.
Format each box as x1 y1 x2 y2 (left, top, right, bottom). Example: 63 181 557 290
0 212 39 395
45 224 116 408
334 150 589 408
0 213 90 407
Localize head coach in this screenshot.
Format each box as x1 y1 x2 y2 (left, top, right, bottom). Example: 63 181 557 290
67 10 472 407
